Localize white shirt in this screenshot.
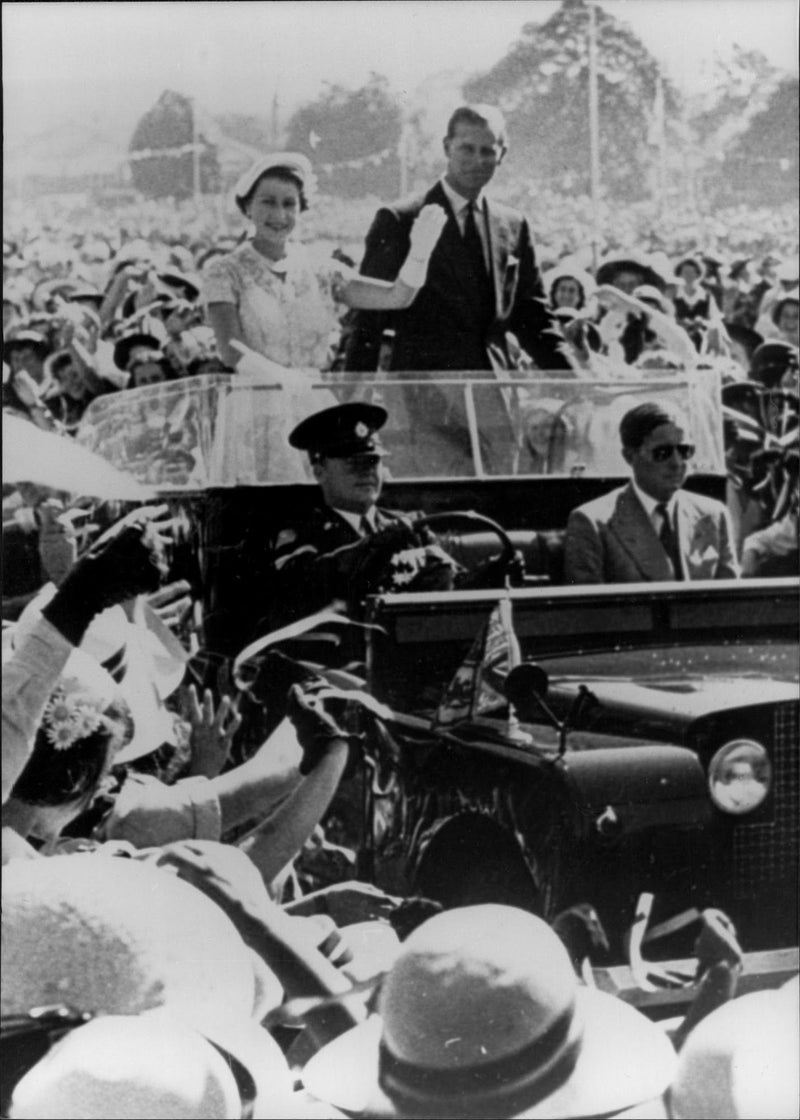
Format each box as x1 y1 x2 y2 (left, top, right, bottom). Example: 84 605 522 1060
333 507 376 536
631 481 677 536
439 178 489 268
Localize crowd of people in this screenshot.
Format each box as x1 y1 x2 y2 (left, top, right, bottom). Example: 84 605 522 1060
3 103 799 1118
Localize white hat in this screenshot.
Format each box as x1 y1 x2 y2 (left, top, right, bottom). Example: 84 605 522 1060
302 905 676 1118
669 986 800 1119
14 586 188 764
8 1006 294 1120
234 152 315 213
1 855 269 1023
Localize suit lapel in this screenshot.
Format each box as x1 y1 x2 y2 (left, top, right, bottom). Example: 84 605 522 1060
610 484 672 580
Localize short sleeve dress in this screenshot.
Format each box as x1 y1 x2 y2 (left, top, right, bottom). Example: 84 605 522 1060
202 241 345 484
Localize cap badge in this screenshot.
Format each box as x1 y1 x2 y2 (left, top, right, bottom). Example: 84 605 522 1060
354 421 369 438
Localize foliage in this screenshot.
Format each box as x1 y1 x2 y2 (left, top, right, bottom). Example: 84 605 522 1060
690 45 780 148
464 0 681 200
128 91 221 200
284 73 403 199
714 77 799 206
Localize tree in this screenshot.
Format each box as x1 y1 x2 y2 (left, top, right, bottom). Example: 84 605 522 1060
716 76 799 205
284 73 403 199
464 0 681 200
128 90 220 199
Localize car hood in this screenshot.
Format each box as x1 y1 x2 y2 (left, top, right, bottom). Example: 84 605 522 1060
552 674 798 723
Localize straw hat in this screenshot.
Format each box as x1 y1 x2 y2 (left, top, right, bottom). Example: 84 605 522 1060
302 905 676 1118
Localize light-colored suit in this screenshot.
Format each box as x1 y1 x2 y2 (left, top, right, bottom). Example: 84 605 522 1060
564 483 740 585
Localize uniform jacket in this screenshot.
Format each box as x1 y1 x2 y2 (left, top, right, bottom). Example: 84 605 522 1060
564 483 741 585
343 181 569 374
267 503 415 627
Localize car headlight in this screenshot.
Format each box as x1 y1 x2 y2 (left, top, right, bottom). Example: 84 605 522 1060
708 739 771 815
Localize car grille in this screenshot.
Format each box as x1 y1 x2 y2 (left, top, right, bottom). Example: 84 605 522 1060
733 702 799 896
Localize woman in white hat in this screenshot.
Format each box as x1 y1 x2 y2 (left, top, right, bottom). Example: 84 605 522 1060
203 152 446 375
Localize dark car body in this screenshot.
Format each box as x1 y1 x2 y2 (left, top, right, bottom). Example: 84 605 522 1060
76 369 799 956
361 579 798 956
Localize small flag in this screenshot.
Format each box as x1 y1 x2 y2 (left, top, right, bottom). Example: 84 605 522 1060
433 598 524 733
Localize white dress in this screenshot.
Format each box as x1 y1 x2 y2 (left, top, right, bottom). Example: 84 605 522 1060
202 241 344 485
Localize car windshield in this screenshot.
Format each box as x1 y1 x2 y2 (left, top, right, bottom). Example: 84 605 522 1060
76 368 725 490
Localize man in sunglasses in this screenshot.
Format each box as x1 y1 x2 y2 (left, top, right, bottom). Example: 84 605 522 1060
564 401 740 584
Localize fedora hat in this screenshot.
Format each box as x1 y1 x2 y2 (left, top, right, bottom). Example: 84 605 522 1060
302 905 676 1118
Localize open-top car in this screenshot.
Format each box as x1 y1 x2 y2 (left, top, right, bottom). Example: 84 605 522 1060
77 367 799 962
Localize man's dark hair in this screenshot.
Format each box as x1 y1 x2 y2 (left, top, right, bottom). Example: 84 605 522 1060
445 104 507 152
619 401 686 450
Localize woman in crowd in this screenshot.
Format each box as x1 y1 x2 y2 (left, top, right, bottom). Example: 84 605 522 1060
203 152 445 374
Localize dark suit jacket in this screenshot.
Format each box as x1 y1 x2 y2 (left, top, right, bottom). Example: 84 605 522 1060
343 181 568 374
564 483 741 585
267 503 414 627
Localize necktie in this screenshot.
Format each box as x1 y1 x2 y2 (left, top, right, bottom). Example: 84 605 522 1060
655 503 683 580
360 515 374 538
462 202 487 279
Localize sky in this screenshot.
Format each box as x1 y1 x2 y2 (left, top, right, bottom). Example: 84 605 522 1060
3 0 798 145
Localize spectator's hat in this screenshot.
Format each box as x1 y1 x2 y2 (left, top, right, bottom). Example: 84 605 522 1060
3 330 51 359
674 255 704 279
543 264 596 304
234 152 315 214
776 257 799 285
770 287 799 325
14 585 187 764
302 905 676 1118
113 331 165 372
728 258 752 282
156 269 201 302
750 340 800 388
723 322 764 361
7 1006 293 1120
1 856 285 1115
633 284 672 314
595 251 669 293
668 986 799 1119
289 402 388 459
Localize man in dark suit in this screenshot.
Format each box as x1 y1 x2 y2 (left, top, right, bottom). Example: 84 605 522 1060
343 104 570 475
564 402 740 584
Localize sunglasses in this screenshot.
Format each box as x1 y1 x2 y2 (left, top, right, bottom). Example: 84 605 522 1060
646 443 695 463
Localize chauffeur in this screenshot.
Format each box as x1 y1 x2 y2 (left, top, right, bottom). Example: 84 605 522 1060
564 401 740 585
266 402 448 628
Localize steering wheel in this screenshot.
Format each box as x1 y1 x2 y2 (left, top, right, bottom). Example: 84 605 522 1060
413 509 519 589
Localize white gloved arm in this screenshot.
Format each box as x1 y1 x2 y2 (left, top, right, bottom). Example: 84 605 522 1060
398 204 449 288
339 204 448 311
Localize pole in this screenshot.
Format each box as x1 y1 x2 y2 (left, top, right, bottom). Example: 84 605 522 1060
655 75 667 218
587 0 602 273
398 117 409 197
192 97 200 202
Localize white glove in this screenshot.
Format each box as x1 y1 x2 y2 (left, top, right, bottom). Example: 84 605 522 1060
230 339 289 383
398 204 448 288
